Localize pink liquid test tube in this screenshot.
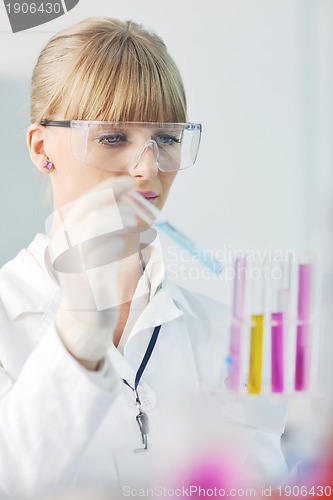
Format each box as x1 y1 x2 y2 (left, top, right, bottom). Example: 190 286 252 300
228 257 247 392
271 312 284 392
270 259 291 393
294 263 313 391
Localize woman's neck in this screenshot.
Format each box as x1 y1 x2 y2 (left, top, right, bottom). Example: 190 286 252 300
113 301 131 347
113 231 145 347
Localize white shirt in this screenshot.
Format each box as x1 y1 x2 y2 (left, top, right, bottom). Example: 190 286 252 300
0 234 288 497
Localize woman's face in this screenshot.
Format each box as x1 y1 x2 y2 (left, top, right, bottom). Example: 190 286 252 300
39 123 178 210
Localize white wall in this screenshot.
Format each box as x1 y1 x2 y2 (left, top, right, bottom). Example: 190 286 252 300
0 0 332 307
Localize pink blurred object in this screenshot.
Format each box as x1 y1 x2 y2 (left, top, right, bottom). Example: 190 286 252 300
174 452 243 499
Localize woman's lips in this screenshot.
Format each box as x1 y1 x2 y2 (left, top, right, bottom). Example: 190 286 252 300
136 191 158 204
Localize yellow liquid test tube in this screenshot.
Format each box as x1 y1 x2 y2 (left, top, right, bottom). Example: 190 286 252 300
248 315 264 394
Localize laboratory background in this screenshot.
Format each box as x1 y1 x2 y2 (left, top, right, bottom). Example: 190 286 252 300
0 0 333 490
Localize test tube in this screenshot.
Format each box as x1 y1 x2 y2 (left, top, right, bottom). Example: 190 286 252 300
270 261 286 393
271 312 284 393
248 266 265 395
122 191 223 275
294 261 313 391
227 257 247 392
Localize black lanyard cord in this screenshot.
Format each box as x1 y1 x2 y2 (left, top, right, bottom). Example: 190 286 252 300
122 324 162 396
122 324 162 451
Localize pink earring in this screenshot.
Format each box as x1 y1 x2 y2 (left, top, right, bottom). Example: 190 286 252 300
43 160 53 171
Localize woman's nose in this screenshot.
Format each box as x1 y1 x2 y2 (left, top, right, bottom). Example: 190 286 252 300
130 140 159 178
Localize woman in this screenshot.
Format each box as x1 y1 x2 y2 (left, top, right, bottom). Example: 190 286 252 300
0 17 288 497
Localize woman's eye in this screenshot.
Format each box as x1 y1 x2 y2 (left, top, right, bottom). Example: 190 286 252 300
97 133 128 146
153 134 181 146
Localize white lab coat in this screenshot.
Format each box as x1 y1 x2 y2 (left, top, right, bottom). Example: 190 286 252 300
0 234 288 497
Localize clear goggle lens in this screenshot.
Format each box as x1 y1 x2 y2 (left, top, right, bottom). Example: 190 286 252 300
69 121 202 172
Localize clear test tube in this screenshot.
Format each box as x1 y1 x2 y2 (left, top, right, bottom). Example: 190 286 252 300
248 263 265 395
270 262 284 393
227 257 247 392
294 258 313 391
122 191 223 275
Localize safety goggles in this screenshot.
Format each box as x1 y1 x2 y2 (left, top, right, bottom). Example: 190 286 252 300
40 120 202 173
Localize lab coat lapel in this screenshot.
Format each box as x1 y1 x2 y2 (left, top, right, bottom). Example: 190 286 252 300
109 287 183 386
122 285 199 397
106 343 137 389
109 287 197 394
127 287 183 335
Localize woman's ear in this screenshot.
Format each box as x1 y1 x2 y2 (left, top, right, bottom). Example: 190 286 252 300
27 123 54 173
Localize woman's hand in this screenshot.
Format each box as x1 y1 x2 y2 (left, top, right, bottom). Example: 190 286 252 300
46 177 140 368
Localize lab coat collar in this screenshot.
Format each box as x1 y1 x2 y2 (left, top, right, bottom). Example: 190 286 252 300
124 287 183 341
109 284 199 394
139 229 165 302
163 278 198 319
106 286 186 389
118 233 197 348
120 273 198 344
0 234 59 321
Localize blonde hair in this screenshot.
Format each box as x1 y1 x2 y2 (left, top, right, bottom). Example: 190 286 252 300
30 17 187 124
